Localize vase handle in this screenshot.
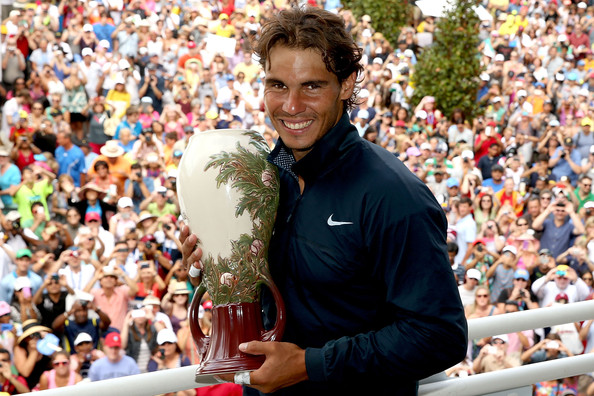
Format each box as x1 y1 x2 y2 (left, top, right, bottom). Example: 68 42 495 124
189 284 209 359
259 275 286 342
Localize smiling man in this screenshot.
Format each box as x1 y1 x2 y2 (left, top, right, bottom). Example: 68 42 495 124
181 7 467 396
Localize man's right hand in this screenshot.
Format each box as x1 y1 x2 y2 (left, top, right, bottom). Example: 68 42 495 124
180 225 203 286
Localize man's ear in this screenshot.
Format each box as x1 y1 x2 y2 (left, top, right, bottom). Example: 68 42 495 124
339 72 357 101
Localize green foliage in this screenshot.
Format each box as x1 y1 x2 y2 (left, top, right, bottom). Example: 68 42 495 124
342 0 412 46
411 0 483 120
201 131 279 305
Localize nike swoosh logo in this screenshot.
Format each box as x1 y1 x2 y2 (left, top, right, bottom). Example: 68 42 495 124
327 214 353 226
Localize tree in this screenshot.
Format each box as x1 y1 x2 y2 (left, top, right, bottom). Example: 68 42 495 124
411 0 483 120
341 0 412 46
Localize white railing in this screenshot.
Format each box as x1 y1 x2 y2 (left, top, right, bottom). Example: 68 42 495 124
33 300 594 396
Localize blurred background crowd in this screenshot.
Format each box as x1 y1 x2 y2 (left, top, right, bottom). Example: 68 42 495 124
0 0 593 394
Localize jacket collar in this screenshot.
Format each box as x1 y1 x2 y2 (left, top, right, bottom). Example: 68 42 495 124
268 112 358 183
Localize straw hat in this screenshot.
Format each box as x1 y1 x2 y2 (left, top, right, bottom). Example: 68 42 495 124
171 280 190 295
100 140 125 158
78 182 106 200
17 319 52 345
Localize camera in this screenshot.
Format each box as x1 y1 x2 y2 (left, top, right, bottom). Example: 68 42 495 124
560 152 566 159
163 224 172 231
557 202 566 207
12 221 20 229
81 300 89 308
476 245 483 252
52 274 60 282
145 242 153 249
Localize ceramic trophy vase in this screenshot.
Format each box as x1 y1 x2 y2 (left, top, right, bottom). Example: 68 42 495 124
177 129 285 376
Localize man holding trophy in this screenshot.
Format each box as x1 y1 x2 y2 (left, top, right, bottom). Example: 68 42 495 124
180 7 467 396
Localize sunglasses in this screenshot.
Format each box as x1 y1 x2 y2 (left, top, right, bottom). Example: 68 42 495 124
53 361 69 367
492 339 506 344
477 294 489 298
540 196 552 200
517 223 528 226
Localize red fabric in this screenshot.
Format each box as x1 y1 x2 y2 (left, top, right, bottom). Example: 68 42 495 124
196 383 243 395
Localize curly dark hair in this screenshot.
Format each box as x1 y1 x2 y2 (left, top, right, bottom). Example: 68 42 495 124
254 6 363 111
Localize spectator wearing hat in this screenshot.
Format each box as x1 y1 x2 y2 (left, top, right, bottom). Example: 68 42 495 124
55 131 87 187
13 319 53 389
108 197 139 241
458 268 482 307
556 241 593 278
70 332 104 379
496 268 539 312
53 299 110 353
0 249 43 304
89 331 140 381
474 121 503 164
66 182 115 231
214 13 235 38
161 280 190 335
486 245 518 302
120 308 157 373
142 294 173 332
147 329 191 378
8 111 35 145
550 137 582 185
532 197 585 259
0 347 29 394
85 265 138 331
473 334 519 373
9 275 42 326
532 265 589 307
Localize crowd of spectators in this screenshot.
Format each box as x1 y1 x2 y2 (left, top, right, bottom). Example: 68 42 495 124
0 0 593 394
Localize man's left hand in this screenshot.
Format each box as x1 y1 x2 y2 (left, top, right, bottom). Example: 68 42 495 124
217 341 308 393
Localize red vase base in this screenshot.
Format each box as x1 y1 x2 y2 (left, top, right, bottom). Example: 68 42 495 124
196 354 265 376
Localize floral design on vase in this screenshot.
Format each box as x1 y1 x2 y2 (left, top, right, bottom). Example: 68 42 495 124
199 130 279 306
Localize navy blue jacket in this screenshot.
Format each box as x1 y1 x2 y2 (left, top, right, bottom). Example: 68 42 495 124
250 113 467 395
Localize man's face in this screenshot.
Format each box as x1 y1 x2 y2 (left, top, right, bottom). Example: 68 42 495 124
458 202 471 217
264 46 355 161
580 178 592 194
16 256 31 272
72 302 89 324
492 170 503 181
104 345 121 362
527 200 541 216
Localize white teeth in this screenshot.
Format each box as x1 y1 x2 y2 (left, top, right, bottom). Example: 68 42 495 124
283 120 313 130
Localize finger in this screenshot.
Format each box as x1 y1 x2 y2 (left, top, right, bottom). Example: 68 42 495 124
239 341 267 356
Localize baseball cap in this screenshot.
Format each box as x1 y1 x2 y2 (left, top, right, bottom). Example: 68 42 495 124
420 142 432 151
549 119 560 127
14 276 31 291
0 301 10 317
406 147 421 157
74 332 93 346
219 13 229 20
104 332 121 348
545 340 560 349
395 120 406 128
415 110 427 119
157 329 178 345
141 96 153 104
539 248 553 256
502 245 518 256
495 54 505 62
461 150 474 160
99 40 110 49
85 212 101 222
5 211 21 222
514 269 529 280
584 201 594 209
491 164 504 172
202 300 213 310
446 177 460 188
117 197 133 208
555 293 569 302
517 90 527 98
16 249 32 259
492 334 508 343
83 23 93 32
564 137 574 146
357 109 369 119
466 269 481 281
187 41 196 49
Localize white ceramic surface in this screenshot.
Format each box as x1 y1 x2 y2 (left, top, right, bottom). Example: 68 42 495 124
177 129 256 259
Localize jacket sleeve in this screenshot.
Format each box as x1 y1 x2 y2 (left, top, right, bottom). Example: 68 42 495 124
305 188 468 383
